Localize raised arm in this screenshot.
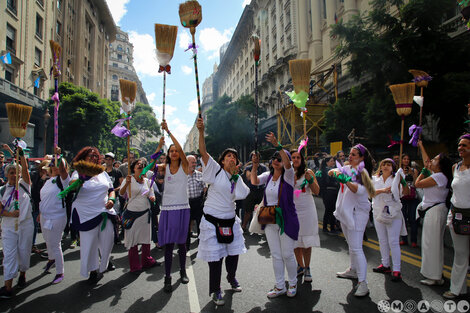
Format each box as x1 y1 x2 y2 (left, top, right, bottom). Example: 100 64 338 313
305 169 320 195
56 146 68 180
417 140 430 168
196 118 209 166
250 153 261 186
18 147 30 185
162 120 189 174
266 132 291 169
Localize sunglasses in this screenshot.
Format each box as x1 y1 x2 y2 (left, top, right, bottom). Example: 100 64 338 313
271 156 282 162
87 154 100 159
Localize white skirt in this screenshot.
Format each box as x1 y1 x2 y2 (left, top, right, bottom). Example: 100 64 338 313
197 215 247 262
295 234 320 248
124 212 151 249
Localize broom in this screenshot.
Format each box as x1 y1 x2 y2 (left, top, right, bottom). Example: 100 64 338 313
58 160 105 199
408 70 431 129
389 83 415 168
154 24 178 124
50 40 62 167
119 79 137 198
288 59 312 152
253 35 261 152
179 0 202 117
6 103 32 231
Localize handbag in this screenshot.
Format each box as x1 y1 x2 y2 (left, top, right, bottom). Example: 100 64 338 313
258 179 283 225
249 200 265 234
376 206 393 225
204 213 235 244
121 209 149 230
451 206 470 235
417 202 443 219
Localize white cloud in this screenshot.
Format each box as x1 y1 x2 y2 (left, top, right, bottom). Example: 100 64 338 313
147 92 156 103
166 89 178 96
167 117 193 146
105 0 130 25
188 99 198 114
179 31 191 49
181 65 192 75
198 27 233 60
242 0 252 7
128 31 160 77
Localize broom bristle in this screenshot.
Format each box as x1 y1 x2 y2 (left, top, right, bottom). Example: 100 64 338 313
73 160 105 177
253 36 261 60
389 83 415 104
154 24 178 58
49 40 62 61
289 59 312 94
408 69 430 88
179 0 202 29
5 103 32 138
119 79 137 105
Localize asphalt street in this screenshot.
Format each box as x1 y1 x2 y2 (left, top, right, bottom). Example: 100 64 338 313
0 197 469 313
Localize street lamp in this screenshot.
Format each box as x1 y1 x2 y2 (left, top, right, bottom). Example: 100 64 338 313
43 108 51 155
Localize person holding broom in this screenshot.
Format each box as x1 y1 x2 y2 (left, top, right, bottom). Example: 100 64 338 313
159 121 191 293
0 146 33 298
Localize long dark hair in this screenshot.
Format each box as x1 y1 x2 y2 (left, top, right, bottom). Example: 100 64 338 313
437 153 453 189
165 144 181 166
73 146 100 163
320 155 334 172
290 150 306 180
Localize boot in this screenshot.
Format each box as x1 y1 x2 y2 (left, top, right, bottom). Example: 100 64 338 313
141 244 158 268
180 269 189 284
128 246 141 273
164 276 172 293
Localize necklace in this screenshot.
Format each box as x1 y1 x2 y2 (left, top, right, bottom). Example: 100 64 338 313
272 180 277 187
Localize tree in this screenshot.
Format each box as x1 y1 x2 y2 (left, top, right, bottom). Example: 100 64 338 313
329 0 470 148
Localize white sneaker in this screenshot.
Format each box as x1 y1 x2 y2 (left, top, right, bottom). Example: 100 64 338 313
304 267 312 282
336 268 358 279
287 284 297 297
267 286 287 298
420 278 444 286
354 281 369 297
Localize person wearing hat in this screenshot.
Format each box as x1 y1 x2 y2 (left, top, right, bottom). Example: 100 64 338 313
251 133 299 299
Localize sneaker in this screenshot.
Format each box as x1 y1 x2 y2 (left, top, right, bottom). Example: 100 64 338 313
267 286 287 298
70 240 78 249
52 274 64 284
336 268 358 279
372 264 391 274
399 240 407 246
230 278 242 292
297 266 304 277
17 275 26 289
0 286 12 299
107 261 116 271
411 242 418 248
391 271 402 282
304 267 312 282
354 281 369 297
420 278 444 286
212 291 225 306
180 270 189 284
43 260 55 273
443 291 458 299
287 284 297 297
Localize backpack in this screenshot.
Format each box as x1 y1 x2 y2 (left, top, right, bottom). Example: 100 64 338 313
0 182 33 207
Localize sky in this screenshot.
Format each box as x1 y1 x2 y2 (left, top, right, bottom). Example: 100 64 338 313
104 0 252 145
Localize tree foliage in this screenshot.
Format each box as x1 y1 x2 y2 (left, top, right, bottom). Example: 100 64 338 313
326 0 470 148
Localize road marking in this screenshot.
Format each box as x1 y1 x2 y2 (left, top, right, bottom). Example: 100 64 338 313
186 253 201 313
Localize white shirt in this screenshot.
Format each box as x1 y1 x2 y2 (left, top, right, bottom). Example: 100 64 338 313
40 175 70 220
258 167 295 206
372 175 402 218
119 176 154 211
451 164 470 208
71 171 116 223
202 155 250 219
422 172 449 209
1 179 32 228
162 164 189 211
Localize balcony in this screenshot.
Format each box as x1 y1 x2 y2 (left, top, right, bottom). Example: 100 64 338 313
284 0 290 10
0 77 47 110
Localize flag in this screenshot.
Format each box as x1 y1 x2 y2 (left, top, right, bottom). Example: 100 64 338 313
1 52 11 64
334 13 339 24
34 77 40 88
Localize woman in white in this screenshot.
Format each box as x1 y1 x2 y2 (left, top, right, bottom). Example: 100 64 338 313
159 121 191 293
70 146 117 284
290 150 320 283
444 133 470 299
196 118 249 306
251 133 299 299
0 146 33 298
415 140 453 286
120 156 159 273
329 144 375 297
371 158 407 282
40 149 70 284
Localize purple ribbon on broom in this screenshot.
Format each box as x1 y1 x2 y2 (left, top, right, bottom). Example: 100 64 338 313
111 116 132 138
185 43 198 56
0 187 17 214
408 125 422 147
387 135 403 149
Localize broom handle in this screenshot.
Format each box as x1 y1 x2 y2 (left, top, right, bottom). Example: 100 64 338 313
191 33 202 118
254 62 258 152
54 78 59 167
126 117 131 198
303 113 307 139
15 148 19 201
417 87 424 156
163 71 166 122
399 116 404 169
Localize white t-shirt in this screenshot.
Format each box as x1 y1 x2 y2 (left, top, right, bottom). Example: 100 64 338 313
451 164 470 208
202 155 250 219
422 172 449 209
71 171 116 223
40 175 70 220
119 176 154 211
257 167 295 206
1 179 32 228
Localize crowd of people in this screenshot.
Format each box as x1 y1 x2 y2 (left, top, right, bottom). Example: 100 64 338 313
0 119 469 305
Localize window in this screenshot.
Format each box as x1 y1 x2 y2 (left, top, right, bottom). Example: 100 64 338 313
112 74 118 80
7 0 17 14
5 68 13 83
34 48 42 67
57 0 62 11
117 45 123 52
37 0 44 7
36 14 43 39
117 54 122 60
56 21 62 36
6 24 16 54
113 63 118 68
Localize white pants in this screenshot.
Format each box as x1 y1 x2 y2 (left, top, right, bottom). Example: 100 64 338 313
450 225 469 295
41 215 67 275
265 224 297 289
2 219 34 281
79 219 114 277
420 203 447 280
374 217 402 271
341 211 369 283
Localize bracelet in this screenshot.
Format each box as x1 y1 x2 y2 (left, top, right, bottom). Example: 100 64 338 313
166 130 172 136
421 167 431 177
400 178 407 187
275 141 283 151
108 197 116 203
307 176 314 184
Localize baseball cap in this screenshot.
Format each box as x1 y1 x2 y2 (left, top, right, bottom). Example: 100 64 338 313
105 152 115 159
